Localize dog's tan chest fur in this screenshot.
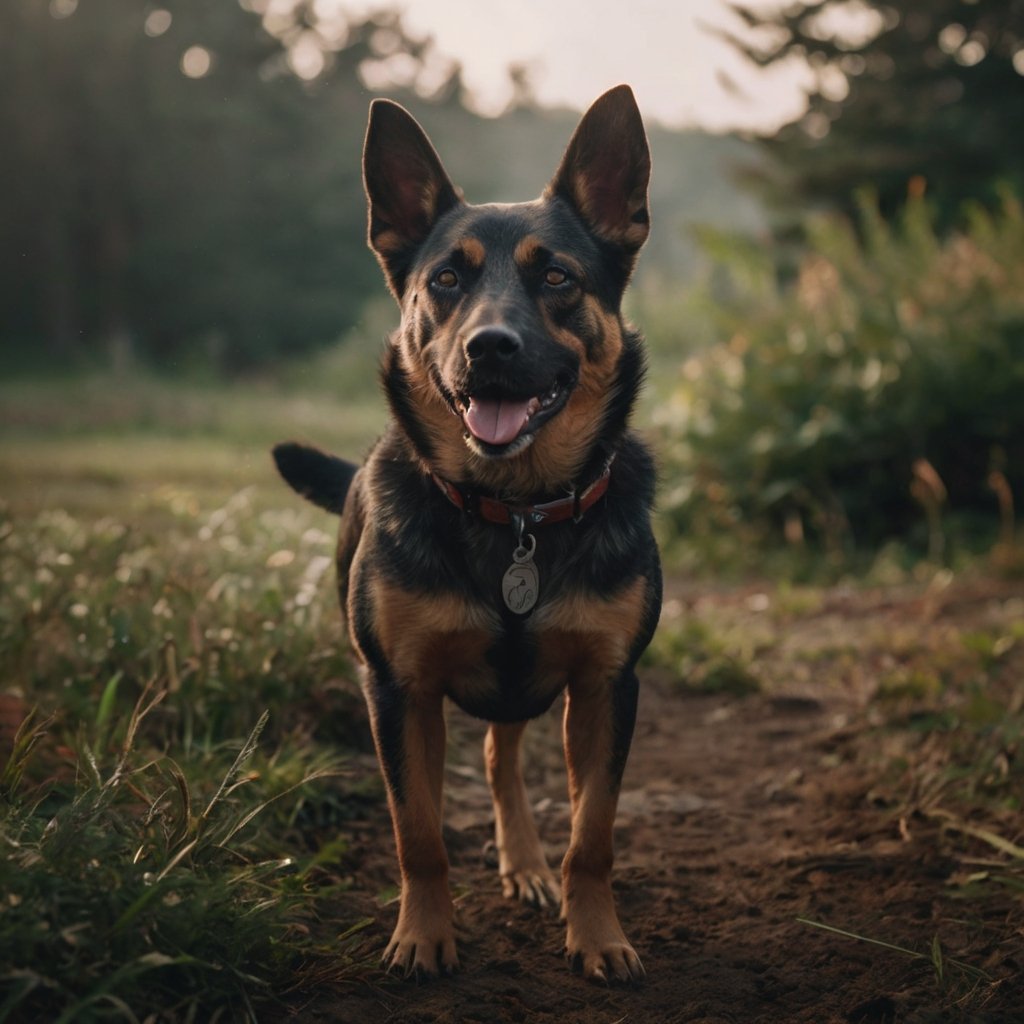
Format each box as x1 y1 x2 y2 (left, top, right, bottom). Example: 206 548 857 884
362 573 646 710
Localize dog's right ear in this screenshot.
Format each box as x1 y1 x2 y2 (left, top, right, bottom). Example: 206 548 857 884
363 100 461 298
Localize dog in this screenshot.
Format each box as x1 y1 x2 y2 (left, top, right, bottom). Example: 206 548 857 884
274 85 661 984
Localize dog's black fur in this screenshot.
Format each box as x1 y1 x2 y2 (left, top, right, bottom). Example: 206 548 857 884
274 85 661 983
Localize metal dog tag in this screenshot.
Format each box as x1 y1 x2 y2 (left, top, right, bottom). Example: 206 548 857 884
502 533 538 615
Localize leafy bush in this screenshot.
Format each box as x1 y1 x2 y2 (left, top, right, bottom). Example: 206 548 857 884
658 191 1024 560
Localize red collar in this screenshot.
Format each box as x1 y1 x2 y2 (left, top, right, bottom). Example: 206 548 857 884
432 462 612 527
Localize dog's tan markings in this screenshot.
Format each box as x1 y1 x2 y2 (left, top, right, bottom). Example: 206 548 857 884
413 379 476 482
452 310 626 498
569 170 650 252
545 295 623 364
372 228 404 256
377 686 458 977
580 296 616 359
561 690 645 974
389 291 629 496
372 579 494 688
513 234 544 268
561 689 644 983
457 236 486 269
529 577 646 980
367 579 498 976
507 315 621 493
386 343 468 481
485 722 561 909
535 577 646 677
419 178 442 220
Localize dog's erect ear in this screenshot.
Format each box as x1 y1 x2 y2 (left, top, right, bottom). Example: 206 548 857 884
546 85 651 256
363 100 461 298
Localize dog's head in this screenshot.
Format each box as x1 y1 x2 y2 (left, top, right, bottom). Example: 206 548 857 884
363 85 651 496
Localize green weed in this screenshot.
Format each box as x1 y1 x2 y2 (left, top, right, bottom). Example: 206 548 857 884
797 917 990 991
0 688 373 1022
0 438 380 1020
644 609 761 696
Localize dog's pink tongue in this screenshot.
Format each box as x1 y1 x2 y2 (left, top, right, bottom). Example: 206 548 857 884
464 398 533 445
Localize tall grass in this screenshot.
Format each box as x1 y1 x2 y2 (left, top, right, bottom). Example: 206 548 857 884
0 474 377 1020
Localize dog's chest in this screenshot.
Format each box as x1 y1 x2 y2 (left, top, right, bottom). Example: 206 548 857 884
370 576 646 722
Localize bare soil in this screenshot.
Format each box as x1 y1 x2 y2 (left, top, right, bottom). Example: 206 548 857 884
296 582 1023 1024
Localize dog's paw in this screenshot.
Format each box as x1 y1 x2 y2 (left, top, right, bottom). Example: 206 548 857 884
565 909 643 987
565 937 643 983
501 868 561 910
382 924 459 980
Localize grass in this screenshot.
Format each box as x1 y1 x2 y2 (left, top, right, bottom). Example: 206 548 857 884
642 604 763 695
0 698 373 1021
796 918 991 989
0 371 387 1019
2 369 1023 1018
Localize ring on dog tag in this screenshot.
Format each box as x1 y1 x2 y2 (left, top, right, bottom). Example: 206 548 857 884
502 533 539 615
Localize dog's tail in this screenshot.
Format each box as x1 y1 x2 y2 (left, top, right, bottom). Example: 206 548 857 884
272 442 358 516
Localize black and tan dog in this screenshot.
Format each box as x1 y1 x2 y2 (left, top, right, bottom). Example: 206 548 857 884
274 85 661 984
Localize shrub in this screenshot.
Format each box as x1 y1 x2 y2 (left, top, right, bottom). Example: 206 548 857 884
658 191 1024 558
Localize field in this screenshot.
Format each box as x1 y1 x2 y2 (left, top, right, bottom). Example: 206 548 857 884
1 374 1022 1023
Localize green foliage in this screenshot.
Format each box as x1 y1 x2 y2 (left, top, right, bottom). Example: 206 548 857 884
730 1 1024 222
644 608 761 695
0 0 435 371
0 0 762 375
863 615 1024 901
0 464 382 1018
0 486 365 751
658 192 1024 557
0 698 372 1021
797 918 990 991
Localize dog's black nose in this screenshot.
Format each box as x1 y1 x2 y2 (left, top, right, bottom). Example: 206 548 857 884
465 327 523 362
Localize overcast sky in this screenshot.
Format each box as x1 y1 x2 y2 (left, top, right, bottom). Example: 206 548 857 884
333 0 824 132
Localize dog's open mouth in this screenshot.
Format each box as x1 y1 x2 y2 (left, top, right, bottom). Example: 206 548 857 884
458 378 573 455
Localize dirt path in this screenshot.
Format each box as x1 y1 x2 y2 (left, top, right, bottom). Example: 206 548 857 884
298 586 1022 1024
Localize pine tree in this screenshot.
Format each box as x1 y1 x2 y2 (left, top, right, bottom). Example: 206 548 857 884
730 0 1024 222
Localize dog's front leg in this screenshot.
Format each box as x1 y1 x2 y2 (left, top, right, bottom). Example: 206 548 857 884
561 668 644 983
485 722 561 909
364 673 457 977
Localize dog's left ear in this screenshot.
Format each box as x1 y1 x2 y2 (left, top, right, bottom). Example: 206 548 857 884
547 85 651 257
363 99 462 298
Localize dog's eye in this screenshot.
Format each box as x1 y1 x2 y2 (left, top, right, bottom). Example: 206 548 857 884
434 268 459 289
544 267 569 287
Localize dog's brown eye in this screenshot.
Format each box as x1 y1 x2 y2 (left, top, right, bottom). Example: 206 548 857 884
544 267 569 287
435 268 459 289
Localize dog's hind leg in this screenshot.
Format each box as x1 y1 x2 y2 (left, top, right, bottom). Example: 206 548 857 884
367 680 459 977
484 722 561 910
561 668 644 983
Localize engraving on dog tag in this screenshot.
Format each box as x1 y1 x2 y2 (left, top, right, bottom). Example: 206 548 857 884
502 534 538 615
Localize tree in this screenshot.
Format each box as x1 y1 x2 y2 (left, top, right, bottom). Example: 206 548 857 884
0 0 437 370
730 0 1024 222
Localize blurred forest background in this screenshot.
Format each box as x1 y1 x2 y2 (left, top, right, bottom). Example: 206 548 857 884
2 3 1024 1020
2 0 1022 560
1 0 763 371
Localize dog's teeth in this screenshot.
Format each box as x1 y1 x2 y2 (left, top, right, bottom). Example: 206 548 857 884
539 385 560 409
